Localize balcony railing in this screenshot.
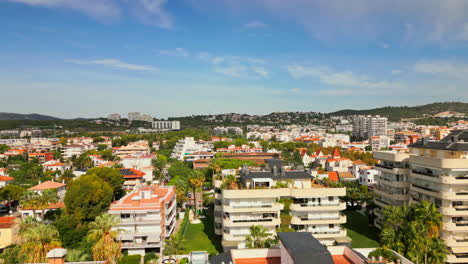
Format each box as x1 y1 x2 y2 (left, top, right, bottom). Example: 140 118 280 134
231 218 274 223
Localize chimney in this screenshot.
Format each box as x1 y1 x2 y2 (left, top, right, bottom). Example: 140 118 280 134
47 248 67 264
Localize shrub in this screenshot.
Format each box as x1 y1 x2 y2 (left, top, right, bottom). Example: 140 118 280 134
144 253 158 264
120 254 141 264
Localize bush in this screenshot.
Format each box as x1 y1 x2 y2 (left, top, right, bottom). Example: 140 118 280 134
120 254 141 264
368 248 397 262
144 253 158 264
179 258 189 264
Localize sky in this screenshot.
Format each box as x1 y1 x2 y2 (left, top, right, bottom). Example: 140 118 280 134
1 0 468 119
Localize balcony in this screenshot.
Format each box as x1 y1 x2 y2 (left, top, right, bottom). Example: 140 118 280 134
410 155 468 169
374 165 408 175
119 217 161 225
374 188 409 201
410 184 440 199
223 203 283 213
376 175 410 188
442 176 468 185
121 241 161 249
223 217 280 227
442 206 468 216
443 222 468 232
290 202 346 212
410 171 441 183
312 229 347 239
441 191 468 200
446 254 468 264
291 214 346 225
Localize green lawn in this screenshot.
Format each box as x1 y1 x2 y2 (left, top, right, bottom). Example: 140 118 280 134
344 211 381 248
182 208 223 255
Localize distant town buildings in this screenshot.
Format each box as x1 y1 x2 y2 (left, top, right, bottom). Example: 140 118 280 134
170 137 213 160
128 112 141 121
213 126 244 136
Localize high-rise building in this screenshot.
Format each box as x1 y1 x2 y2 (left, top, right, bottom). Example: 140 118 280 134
108 113 121 121
214 159 348 250
141 114 153 122
373 130 468 264
352 115 387 139
128 112 141 121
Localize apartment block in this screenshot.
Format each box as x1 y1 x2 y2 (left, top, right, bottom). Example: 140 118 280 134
373 130 468 263
152 120 181 131
109 185 176 255
170 137 213 160
352 115 387 140
214 159 347 250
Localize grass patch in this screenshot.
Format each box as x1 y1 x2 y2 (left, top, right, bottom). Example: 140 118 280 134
344 211 380 248
182 208 222 255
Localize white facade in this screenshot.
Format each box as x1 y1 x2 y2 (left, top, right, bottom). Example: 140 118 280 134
352 115 387 139
128 112 141 121
152 121 181 131
358 168 380 186
122 155 154 182
170 137 213 160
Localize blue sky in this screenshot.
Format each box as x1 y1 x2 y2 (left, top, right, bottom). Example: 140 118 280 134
1 0 468 118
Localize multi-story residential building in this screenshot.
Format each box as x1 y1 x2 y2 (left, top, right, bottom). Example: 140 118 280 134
152 120 181 131
216 145 262 153
108 113 121 121
171 137 213 160
128 112 141 121
370 135 390 151
141 114 153 122
121 154 155 182
214 159 347 250
28 152 54 163
114 141 151 159
61 144 92 159
0 217 20 251
352 115 387 140
108 185 176 256
373 130 468 264
213 126 244 136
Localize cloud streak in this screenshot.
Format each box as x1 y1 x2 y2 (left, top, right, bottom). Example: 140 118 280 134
66 59 158 72
159 48 189 57
198 52 269 79
7 0 173 29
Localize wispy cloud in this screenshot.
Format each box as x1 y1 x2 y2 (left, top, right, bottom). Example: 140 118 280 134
391 69 402 75
7 0 174 29
133 0 174 29
198 52 269 78
244 20 268 29
66 59 158 72
7 0 120 21
413 61 468 78
288 65 400 90
159 48 189 57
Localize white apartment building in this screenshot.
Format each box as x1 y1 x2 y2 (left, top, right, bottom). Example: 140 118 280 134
213 127 244 136
114 141 151 159
152 121 181 131
171 137 213 160
128 112 141 121
109 185 176 256
373 130 468 264
108 113 121 121
358 167 380 186
214 159 347 250
352 115 387 140
61 144 94 159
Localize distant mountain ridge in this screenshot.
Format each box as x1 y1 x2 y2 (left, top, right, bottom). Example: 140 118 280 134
328 102 468 121
0 112 61 121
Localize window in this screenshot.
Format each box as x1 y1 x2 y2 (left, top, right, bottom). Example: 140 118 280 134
328 197 334 202
121 213 131 219
329 224 334 228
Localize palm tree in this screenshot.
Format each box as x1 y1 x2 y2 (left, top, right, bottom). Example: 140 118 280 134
19 223 62 263
427 237 449 264
20 191 41 219
66 249 90 262
163 234 185 256
188 174 205 219
87 213 122 264
414 200 442 238
37 189 59 221
245 225 270 248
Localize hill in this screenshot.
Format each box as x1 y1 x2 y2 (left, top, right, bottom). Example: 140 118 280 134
328 102 468 121
0 112 61 121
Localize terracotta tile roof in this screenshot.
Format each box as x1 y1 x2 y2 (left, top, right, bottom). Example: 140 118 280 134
332 255 353 264
353 159 366 165
0 176 14 182
119 168 146 179
235 257 281 264
44 163 65 167
0 217 17 228
332 148 341 158
328 171 339 182
29 181 66 190
338 172 354 179
22 202 65 210
109 185 175 211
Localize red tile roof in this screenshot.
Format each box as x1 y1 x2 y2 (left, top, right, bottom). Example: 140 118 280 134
235 257 281 264
22 202 65 210
0 176 14 182
332 148 341 158
353 159 366 165
110 185 175 211
119 168 146 179
328 171 339 182
332 255 353 264
0 217 17 228
29 181 66 190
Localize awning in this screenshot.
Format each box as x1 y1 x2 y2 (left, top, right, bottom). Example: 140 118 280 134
146 235 160 243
